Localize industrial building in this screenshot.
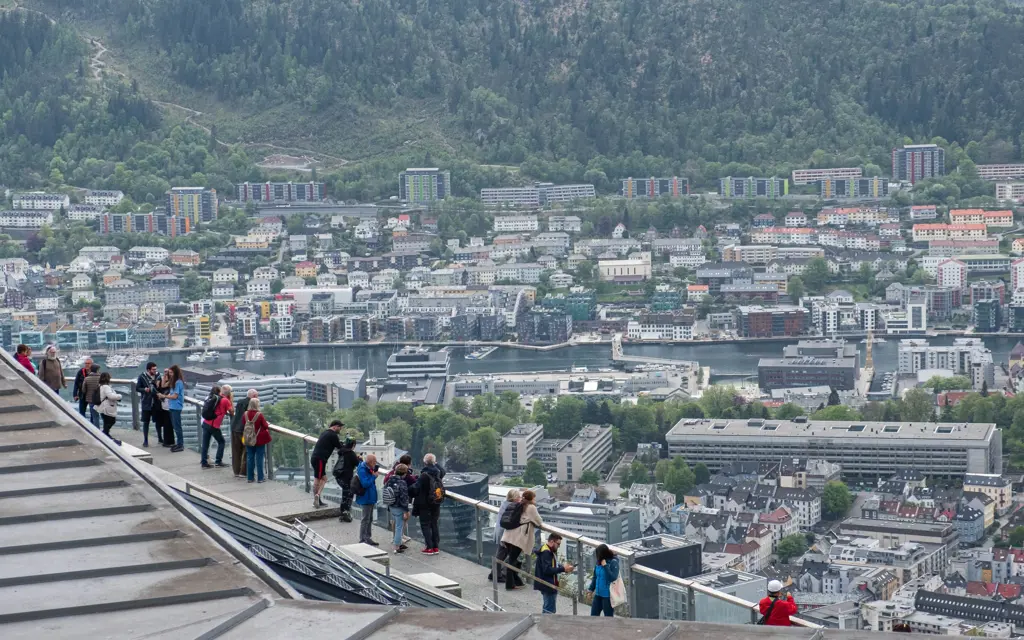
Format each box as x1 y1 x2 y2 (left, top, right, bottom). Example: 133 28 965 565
665 418 1002 478
385 346 450 378
757 340 859 391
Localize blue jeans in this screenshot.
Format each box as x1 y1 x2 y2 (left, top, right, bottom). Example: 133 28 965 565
390 506 406 547
201 423 225 465
89 405 100 427
541 591 557 614
246 445 265 481
169 409 183 446
591 594 614 616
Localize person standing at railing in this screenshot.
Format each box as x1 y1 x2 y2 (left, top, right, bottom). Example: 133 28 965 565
73 356 93 418
242 397 272 483
37 345 65 396
354 453 381 545
230 389 257 478
15 344 34 374
413 453 446 555
759 580 798 626
500 489 543 589
199 385 232 469
136 362 159 447
82 364 102 427
534 532 573 614
333 436 360 523
488 489 525 586
310 419 345 509
160 365 185 453
385 463 411 554
97 372 122 445
154 368 173 447
587 544 620 617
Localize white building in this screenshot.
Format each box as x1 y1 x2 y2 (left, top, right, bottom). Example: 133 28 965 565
247 279 272 296
126 246 170 264
540 183 596 203
549 271 574 288
996 182 1024 203
480 186 541 208
935 259 967 290
11 192 69 210
493 215 539 232
84 190 124 208
0 210 53 228
548 215 582 232
556 424 614 482
791 167 862 185
599 253 652 282
897 338 995 390
67 204 104 221
977 163 1024 181
626 313 693 341
501 423 545 473
253 266 279 281
212 268 239 284
495 263 543 284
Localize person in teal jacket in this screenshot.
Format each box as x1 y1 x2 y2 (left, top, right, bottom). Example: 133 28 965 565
587 544 620 616
354 454 380 545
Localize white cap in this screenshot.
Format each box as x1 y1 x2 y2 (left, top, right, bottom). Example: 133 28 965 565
767 580 783 593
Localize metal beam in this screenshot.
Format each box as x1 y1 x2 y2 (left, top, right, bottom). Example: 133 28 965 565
193 598 272 640
0 530 182 555
495 615 534 640
343 606 400 640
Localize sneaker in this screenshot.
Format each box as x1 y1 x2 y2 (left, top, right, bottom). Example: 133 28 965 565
214 462 227 468
201 463 213 469
430 548 440 555
170 445 183 452
257 479 265 483
421 547 433 554
365 540 379 546
247 480 255 483
399 544 408 551
142 441 149 447
393 547 404 554
112 439 122 446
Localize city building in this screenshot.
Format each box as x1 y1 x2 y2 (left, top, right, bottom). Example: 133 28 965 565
963 474 1013 515
627 312 695 341
818 177 889 199
537 182 596 203
385 346 449 378
666 418 1002 478
0 210 53 228
974 300 1001 333
399 168 450 202
556 424 613 482
621 177 688 198
11 192 69 210
293 369 367 409
165 187 218 223
538 501 641 546
235 182 325 203
480 186 541 207
616 536 704 619
598 254 652 282
897 338 995 390
949 208 1014 228
547 215 582 232
492 214 539 232
83 190 124 208
928 239 1000 257
516 308 573 345
719 176 789 198
892 144 945 184
997 182 1024 203
658 570 766 623
792 167 863 185
501 423 544 474
757 340 859 391
977 163 1024 181
911 223 987 242
733 305 808 338
126 246 170 264
935 259 967 290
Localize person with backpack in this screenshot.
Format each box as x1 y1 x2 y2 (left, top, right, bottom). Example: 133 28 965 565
413 453 446 555
354 453 380 545
242 398 272 483
587 544 620 617
82 364 102 427
73 356 93 418
759 580 798 626
383 463 411 553
333 437 360 522
310 420 345 509
230 389 257 478
200 385 232 469
97 372 122 443
37 345 66 395
499 489 544 590
488 489 524 585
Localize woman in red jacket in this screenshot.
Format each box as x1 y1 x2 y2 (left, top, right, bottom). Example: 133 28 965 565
759 580 798 626
242 398 272 483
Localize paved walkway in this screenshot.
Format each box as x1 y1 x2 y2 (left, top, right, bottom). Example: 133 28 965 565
112 423 578 615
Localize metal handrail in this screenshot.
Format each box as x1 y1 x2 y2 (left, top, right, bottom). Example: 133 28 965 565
109 380 821 628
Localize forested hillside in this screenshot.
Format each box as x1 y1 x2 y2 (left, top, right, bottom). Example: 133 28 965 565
30 0 1024 181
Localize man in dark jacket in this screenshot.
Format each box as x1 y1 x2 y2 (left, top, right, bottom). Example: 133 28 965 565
534 533 573 614
136 362 158 446
413 453 446 554
81 364 102 427
230 389 257 478
333 437 361 522
72 356 93 418
310 420 344 509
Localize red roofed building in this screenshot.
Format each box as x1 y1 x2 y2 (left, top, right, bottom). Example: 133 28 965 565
758 507 798 547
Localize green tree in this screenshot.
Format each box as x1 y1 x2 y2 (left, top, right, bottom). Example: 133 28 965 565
822 481 854 519
620 460 651 487
579 470 602 485
656 457 696 501
811 405 861 421
1009 526 1024 547
543 395 586 438
700 386 738 418
522 459 547 487
777 534 809 563
786 276 805 301
827 388 840 406
925 375 972 392
803 257 832 294
901 388 936 422
693 462 710 485
774 403 806 419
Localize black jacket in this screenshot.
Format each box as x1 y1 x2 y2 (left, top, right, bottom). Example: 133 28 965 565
136 373 156 411
333 446 360 482
413 463 446 511
230 397 250 433
72 366 89 399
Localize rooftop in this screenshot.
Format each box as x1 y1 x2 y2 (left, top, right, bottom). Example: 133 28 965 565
666 418 997 441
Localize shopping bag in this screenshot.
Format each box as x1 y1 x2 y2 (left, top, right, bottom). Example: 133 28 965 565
609 576 627 608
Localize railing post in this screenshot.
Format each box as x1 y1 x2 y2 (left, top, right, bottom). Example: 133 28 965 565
574 540 585 607
193 404 202 448
492 556 499 606
475 507 484 564
266 440 275 480
623 553 637 619
686 584 696 621
750 605 760 625
130 387 140 431
302 440 311 493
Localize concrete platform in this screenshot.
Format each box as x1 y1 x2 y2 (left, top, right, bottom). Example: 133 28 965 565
112 424 337 521
410 572 462 598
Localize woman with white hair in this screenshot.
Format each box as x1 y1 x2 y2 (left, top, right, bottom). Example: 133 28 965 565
242 397 272 483
488 489 525 585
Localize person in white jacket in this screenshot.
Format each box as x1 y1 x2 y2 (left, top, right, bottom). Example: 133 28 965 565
97 372 122 443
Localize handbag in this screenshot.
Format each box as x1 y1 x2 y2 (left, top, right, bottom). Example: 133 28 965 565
609 575 627 608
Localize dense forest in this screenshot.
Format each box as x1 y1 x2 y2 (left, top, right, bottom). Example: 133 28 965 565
0 11 260 197
29 0 1024 191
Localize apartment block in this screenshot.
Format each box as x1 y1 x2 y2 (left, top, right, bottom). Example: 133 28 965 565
547 215 582 232
977 163 1024 181
84 190 124 208
911 223 987 242
817 177 889 199
792 167 862 185
719 176 789 199
11 192 69 210
480 186 540 207
598 254 652 282
626 312 695 341
722 244 775 265
501 422 544 473
493 214 539 232
733 305 808 338
165 187 218 223
235 181 325 203
556 424 614 482
0 210 54 228
950 208 1014 228
538 183 596 203
892 144 945 184
621 177 688 198
996 182 1024 203
897 338 995 390
399 168 450 202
